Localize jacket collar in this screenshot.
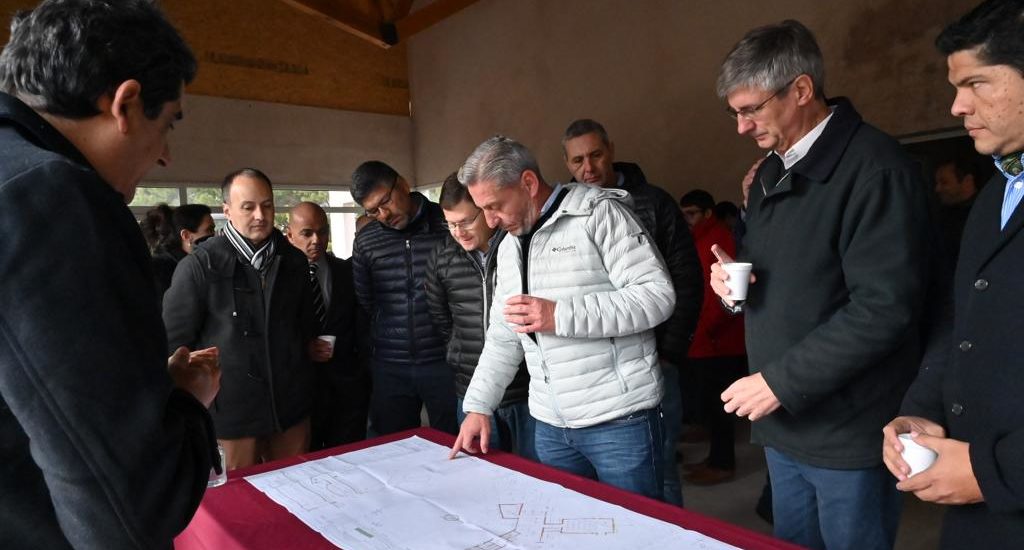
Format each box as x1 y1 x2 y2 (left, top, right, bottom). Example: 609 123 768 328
612 161 649 192
787 97 862 186
378 192 443 235
0 92 94 172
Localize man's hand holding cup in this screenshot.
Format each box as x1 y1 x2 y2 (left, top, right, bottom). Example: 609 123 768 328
709 244 755 307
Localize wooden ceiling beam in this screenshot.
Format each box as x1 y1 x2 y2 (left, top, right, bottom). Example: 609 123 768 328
395 0 478 40
279 0 395 48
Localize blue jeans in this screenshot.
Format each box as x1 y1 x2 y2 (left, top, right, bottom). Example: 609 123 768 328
534 408 664 500
660 362 684 506
457 398 538 462
765 447 901 550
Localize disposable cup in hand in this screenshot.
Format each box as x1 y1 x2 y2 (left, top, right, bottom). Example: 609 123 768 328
899 433 937 476
722 262 753 301
318 335 336 358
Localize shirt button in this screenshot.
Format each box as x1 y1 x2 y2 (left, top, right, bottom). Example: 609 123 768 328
974 279 989 291
959 340 973 352
951 403 964 416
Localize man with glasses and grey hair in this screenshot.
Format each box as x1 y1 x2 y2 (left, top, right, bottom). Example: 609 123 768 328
350 160 457 435
707 20 931 549
448 136 676 500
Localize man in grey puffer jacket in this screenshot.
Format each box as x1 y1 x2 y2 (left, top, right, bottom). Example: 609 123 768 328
449 136 676 500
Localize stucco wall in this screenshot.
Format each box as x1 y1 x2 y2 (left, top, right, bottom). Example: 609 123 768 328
408 0 979 202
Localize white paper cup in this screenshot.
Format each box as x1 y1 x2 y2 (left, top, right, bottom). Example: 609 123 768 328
899 433 938 476
317 335 336 358
722 262 753 301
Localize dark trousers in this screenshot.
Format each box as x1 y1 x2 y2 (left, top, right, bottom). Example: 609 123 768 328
310 362 371 451
692 355 746 469
370 361 458 436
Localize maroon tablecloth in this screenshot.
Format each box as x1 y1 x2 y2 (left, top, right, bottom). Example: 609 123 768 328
175 428 801 550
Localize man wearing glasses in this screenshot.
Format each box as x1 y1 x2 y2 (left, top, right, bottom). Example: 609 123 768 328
707 20 931 549
350 161 458 435
425 173 536 460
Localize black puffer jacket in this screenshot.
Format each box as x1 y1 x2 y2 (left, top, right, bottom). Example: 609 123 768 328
426 231 529 406
608 163 703 365
352 193 449 367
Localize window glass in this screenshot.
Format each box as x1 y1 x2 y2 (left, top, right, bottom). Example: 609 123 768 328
185 187 222 207
132 183 362 259
130 186 180 207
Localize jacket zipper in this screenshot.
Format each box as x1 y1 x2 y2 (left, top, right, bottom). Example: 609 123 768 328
258 268 281 430
406 239 416 357
524 225 566 426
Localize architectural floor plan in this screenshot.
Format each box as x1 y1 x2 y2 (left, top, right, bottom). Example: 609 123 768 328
246 436 738 550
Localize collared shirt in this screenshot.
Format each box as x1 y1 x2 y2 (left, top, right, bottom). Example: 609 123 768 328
312 254 332 310
540 183 564 216
776 107 837 170
994 153 1024 229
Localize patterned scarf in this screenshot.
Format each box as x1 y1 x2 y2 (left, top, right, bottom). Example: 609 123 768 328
996 151 1024 178
223 220 276 274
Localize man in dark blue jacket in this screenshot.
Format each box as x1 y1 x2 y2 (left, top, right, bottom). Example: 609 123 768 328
0 1 220 548
351 161 457 435
884 1 1024 547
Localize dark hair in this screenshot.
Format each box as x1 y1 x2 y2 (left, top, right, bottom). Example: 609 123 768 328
561 118 611 152
679 189 716 211
174 203 212 233
439 171 474 209
151 203 212 254
139 202 174 253
714 200 740 220
221 167 273 203
351 160 399 205
0 0 197 119
937 0 1024 75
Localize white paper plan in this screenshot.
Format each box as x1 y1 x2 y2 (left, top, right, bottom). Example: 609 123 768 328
245 436 739 550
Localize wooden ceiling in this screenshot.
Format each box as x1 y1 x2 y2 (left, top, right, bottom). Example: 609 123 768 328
0 0 478 115
281 0 478 48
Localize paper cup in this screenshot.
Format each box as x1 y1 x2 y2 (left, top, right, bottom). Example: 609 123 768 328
899 433 938 476
317 335 336 358
722 262 753 301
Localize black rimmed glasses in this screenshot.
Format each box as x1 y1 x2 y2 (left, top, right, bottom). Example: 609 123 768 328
444 209 482 233
725 77 797 121
363 179 397 218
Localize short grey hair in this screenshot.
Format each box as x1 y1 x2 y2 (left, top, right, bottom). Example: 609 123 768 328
561 118 610 153
716 19 825 99
458 135 544 188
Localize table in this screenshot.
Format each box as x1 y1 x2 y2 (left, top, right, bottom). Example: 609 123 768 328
175 428 801 550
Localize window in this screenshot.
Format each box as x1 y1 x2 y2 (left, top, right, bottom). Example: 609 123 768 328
130 183 363 258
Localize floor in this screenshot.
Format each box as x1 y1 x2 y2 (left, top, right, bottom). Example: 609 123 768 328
677 421 945 549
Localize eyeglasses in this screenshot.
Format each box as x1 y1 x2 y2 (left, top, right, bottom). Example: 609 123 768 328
363 179 397 218
444 209 482 232
725 77 797 121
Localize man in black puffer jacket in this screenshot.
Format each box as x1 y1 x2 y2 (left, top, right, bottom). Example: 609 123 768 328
563 119 703 506
351 161 457 435
426 174 535 459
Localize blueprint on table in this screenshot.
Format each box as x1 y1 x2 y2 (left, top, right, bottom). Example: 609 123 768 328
245 436 739 550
